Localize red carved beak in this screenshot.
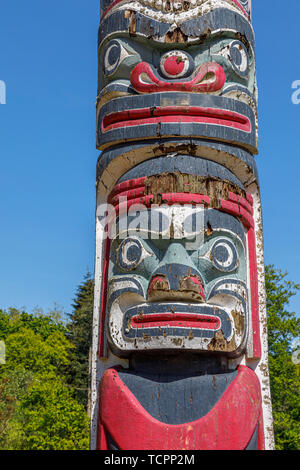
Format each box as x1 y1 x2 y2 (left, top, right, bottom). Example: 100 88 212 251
131 62 226 94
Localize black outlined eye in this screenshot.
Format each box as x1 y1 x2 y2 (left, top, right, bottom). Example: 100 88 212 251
229 41 249 77
117 238 150 271
103 40 131 77
211 239 238 272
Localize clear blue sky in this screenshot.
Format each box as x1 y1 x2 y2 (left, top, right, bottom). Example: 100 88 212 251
0 1 299 317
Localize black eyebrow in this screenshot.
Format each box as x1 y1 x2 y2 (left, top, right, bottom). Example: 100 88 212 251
98 9 255 50
114 208 246 245
205 209 246 244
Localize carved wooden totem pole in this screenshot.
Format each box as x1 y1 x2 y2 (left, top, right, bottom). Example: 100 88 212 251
91 0 274 450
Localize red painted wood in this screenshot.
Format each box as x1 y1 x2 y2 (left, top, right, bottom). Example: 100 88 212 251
220 199 254 229
130 62 226 94
102 106 251 133
130 313 220 330
163 55 185 76
108 177 147 202
228 191 254 215
98 365 263 450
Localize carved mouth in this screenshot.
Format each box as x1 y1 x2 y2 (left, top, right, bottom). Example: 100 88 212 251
130 312 220 330
123 302 232 340
102 106 251 133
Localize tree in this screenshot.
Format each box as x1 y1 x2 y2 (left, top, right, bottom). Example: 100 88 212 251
66 274 94 410
0 309 89 450
18 378 89 450
265 265 300 450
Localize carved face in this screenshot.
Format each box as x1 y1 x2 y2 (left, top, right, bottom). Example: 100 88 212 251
97 0 257 152
105 203 250 356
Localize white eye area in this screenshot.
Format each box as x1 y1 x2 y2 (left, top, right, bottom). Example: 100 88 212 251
211 239 238 272
229 41 249 77
117 238 151 271
103 40 131 76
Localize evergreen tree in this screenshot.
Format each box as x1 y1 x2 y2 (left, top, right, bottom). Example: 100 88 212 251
66 274 95 410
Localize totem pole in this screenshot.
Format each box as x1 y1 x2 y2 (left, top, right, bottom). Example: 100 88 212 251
91 0 274 450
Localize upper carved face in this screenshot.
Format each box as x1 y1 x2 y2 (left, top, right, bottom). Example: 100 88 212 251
97 0 257 152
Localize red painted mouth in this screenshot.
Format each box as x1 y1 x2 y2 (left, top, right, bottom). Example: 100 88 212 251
102 106 251 133
130 313 221 330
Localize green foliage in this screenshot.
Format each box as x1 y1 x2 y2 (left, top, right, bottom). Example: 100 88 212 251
17 379 89 450
0 307 89 450
265 265 300 450
4 328 71 376
0 308 67 341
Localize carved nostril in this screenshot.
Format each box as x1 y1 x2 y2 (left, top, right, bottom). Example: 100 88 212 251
179 276 205 302
148 275 170 299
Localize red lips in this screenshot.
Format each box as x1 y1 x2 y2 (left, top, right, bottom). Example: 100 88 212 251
130 313 220 330
102 106 251 133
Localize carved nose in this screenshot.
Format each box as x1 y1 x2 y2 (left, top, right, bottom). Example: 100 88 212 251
131 61 225 94
148 268 205 303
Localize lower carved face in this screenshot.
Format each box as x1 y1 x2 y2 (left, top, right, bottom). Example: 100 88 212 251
106 206 249 357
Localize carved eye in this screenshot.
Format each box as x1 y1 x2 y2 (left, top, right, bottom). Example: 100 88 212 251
229 41 249 77
103 40 131 77
211 239 238 272
117 237 150 271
